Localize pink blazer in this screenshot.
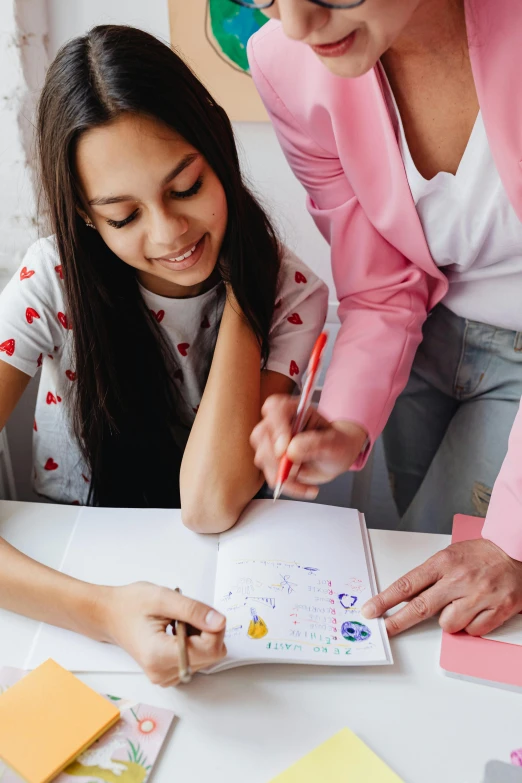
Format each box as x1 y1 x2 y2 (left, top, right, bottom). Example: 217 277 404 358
248 0 522 559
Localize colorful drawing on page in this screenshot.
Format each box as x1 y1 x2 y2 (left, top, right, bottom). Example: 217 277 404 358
303 567 319 574
233 577 256 596
345 578 365 593
248 607 269 640
338 594 358 609
251 597 276 609
269 574 298 595
511 748 522 766
341 620 371 643
0 668 175 783
222 591 233 601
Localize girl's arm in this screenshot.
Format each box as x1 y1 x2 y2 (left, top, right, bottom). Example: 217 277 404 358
180 290 293 533
0 359 226 683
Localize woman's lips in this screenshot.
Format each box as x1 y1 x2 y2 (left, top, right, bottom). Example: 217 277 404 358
154 235 206 272
311 30 357 58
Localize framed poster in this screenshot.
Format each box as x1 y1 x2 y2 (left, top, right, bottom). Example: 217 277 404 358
168 0 269 121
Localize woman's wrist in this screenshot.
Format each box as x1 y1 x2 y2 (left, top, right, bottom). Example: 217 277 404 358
332 420 370 467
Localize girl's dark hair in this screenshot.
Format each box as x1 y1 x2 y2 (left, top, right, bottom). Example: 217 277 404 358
37 25 281 508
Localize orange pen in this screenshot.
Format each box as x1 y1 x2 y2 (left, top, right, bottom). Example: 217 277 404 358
273 331 328 501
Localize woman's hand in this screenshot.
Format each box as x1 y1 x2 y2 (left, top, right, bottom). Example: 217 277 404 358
101 582 227 685
362 538 522 637
250 394 368 498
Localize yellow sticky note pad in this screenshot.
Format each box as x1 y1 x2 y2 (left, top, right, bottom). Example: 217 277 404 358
270 728 404 783
0 659 120 783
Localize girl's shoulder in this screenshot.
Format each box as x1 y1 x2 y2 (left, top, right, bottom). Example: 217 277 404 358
0 236 69 377
277 246 329 303
5 235 65 300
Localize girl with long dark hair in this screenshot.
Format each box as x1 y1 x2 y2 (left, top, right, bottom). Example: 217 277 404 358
0 25 327 682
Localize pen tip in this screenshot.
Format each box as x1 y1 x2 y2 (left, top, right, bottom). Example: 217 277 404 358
273 483 282 502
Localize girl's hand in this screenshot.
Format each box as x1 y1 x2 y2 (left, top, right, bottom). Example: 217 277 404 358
250 394 368 498
362 539 522 637
101 582 227 685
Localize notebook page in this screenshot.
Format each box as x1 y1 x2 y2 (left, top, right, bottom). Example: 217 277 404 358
483 613 522 646
211 500 391 669
26 507 218 672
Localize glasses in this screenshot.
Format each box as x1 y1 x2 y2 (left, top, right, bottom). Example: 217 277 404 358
230 0 367 9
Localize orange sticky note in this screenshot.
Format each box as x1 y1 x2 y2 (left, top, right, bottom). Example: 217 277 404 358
0 659 120 783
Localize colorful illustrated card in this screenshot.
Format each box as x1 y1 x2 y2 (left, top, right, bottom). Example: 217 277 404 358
0 667 175 783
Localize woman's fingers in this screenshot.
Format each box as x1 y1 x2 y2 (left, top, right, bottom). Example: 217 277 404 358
259 394 301 457
383 583 456 637
362 554 443 621
437 595 488 635
363 539 522 638
463 608 505 637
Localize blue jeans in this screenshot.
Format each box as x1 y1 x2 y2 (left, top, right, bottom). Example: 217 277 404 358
382 304 522 534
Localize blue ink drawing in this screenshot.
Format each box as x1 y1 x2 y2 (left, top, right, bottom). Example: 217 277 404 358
338 593 358 609
269 574 297 594
303 567 319 574
251 597 276 609
341 620 371 642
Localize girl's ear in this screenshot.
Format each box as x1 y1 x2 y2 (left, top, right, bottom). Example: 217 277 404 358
76 207 97 230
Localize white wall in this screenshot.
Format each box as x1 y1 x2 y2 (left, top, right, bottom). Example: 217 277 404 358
0 0 48 283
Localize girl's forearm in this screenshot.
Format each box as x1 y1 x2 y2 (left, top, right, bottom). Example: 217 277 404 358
180 294 264 532
0 536 111 641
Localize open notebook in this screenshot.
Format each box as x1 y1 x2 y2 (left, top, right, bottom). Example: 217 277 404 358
24 500 392 673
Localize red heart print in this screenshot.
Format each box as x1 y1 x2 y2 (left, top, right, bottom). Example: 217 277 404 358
274 299 282 309
57 312 70 329
177 343 190 357
44 457 58 471
26 307 40 324
287 313 303 325
290 360 299 377
47 355 54 360
55 265 63 280
174 369 184 382
33 419 37 432
54 346 59 352
57 396 62 402
37 353 43 368
295 271 307 284
0 339 15 357
150 309 165 323
65 370 77 381
46 392 57 405
20 267 35 281
81 474 90 483
201 315 210 329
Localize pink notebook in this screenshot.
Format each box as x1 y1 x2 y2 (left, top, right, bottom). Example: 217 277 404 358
439 514 522 690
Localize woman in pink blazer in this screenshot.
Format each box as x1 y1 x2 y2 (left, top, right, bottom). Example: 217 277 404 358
246 0 522 637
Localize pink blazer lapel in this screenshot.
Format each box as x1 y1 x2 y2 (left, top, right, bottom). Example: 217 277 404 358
326 65 439 282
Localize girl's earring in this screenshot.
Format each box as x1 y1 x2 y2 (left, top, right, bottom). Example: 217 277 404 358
85 220 97 230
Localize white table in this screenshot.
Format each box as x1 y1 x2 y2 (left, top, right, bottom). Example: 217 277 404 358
0 500 519 783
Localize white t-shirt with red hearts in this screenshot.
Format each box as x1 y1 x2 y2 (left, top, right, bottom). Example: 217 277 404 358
0 236 328 505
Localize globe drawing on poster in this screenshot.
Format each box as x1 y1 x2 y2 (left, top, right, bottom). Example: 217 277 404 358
207 0 269 74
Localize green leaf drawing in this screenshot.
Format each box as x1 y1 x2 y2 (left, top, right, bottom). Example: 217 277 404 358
128 739 149 768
